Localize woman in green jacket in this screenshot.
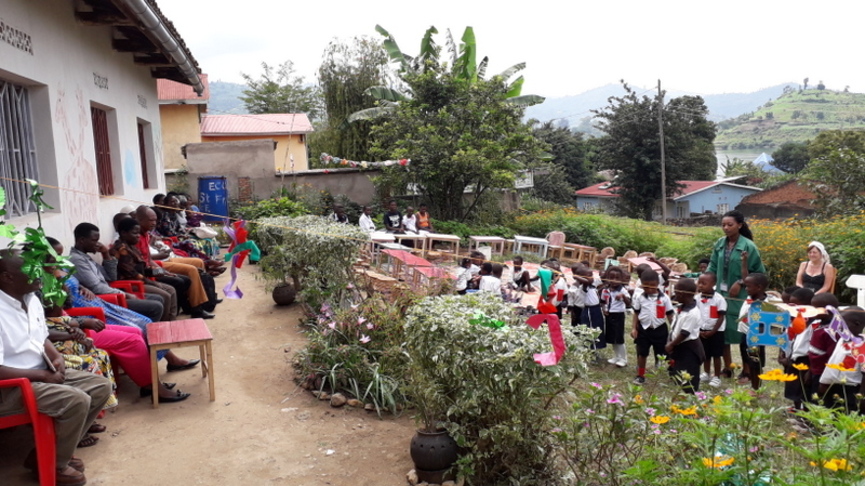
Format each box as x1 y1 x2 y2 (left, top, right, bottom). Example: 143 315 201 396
707 210 765 382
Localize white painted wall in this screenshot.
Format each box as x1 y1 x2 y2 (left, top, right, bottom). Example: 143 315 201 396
0 0 166 248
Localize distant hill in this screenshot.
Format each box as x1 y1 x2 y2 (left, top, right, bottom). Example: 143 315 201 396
207 80 248 115
524 83 796 135
714 89 865 150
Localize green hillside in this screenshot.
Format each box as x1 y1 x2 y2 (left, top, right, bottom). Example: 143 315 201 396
715 89 865 150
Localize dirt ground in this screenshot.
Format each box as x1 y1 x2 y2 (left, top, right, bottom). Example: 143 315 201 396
1 265 416 485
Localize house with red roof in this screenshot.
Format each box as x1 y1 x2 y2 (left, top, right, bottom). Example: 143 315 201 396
158 74 209 170
575 178 762 219
200 113 314 172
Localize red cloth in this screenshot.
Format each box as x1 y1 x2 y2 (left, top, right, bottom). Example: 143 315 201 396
809 326 838 376
137 232 153 266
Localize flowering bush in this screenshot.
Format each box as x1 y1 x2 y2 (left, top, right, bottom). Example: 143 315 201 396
552 370 865 486
404 292 597 484
256 215 368 308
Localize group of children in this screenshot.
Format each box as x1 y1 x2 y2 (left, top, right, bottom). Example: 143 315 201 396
454 252 865 407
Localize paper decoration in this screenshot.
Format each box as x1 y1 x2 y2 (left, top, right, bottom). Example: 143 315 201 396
468 312 505 329
525 314 566 366
221 220 262 299
319 153 410 169
747 301 790 348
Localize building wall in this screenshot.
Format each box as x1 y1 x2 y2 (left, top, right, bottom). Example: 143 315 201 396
1 0 166 247
159 104 201 170
200 134 309 172
576 196 616 212
680 186 760 215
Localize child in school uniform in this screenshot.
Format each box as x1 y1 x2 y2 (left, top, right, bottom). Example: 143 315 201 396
817 307 865 412
454 258 472 295
631 271 675 384
466 251 484 290
807 292 842 400
696 272 727 387
778 287 815 411
603 266 631 368
567 264 585 328
573 266 605 355
478 262 501 293
510 256 535 292
736 273 770 386
667 278 706 394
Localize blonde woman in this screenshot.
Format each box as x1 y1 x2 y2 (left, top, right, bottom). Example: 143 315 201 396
795 241 836 294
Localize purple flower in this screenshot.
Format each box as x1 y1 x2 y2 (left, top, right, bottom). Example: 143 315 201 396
645 407 656 416
590 382 602 389
724 388 734 395
749 446 759 453
695 391 707 400
607 393 624 405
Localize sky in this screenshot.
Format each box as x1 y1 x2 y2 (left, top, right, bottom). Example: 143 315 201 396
160 0 865 98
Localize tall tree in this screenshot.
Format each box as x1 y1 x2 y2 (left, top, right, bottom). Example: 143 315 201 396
771 141 811 173
369 65 545 221
803 130 865 216
240 61 322 120
310 37 393 162
532 121 595 191
593 82 717 220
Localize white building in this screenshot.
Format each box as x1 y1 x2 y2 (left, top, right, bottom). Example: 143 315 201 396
0 0 202 245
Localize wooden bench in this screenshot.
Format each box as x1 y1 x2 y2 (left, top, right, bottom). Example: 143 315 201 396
147 318 215 409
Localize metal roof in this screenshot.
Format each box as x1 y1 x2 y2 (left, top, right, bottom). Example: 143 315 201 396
200 114 314 136
158 74 209 103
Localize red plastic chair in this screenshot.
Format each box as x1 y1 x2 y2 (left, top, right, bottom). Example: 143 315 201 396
0 378 56 485
109 280 145 299
64 307 107 322
97 293 127 308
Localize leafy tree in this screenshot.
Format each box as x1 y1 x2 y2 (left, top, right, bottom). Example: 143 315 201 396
817 80 826 90
529 164 576 205
532 121 595 190
240 61 322 120
803 147 865 216
771 141 810 173
310 37 392 162
808 129 865 159
593 82 717 220
369 65 545 221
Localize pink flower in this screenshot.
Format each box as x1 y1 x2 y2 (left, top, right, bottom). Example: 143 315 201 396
607 393 623 405
360 334 371 344
366 323 374 330
590 382 602 389
357 317 367 326
645 407 656 416
327 322 336 329
346 283 355 289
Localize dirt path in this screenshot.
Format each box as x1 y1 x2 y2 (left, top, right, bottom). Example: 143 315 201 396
1 265 415 485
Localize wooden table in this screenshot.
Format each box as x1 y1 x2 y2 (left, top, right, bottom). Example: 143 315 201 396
562 243 598 263
393 233 428 256
368 232 396 260
513 235 549 258
468 236 506 255
424 233 461 256
148 318 215 408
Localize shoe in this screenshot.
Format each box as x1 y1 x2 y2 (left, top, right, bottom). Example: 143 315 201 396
633 376 646 385
709 376 722 387
615 359 628 368
214 299 224 305
164 382 176 390
190 309 215 319
167 359 201 372
699 372 710 382
140 382 178 397
607 358 619 365
68 457 85 473
159 390 191 403
25 451 85 473
55 467 87 486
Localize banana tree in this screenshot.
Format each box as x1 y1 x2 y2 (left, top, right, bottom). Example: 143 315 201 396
348 25 544 122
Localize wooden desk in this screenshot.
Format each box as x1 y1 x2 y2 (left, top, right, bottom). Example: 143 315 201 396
393 233 428 257
425 233 461 256
468 236 506 255
563 243 597 263
513 235 549 257
148 318 215 408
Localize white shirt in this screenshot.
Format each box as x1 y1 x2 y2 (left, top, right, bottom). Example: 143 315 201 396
737 300 761 334
359 214 376 233
550 277 568 307
512 267 528 285
820 338 863 386
469 264 481 276
670 304 702 343
696 292 728 331
479 275 502 293
0 290 49 370
632 292 674 329
403 214 418 233
603 287 628 313
579 276 602 306
567 282 584 307
455 267 471 291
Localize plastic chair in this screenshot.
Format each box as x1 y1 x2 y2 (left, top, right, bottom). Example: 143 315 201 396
0 378 56 485
98 293 127 308
64 307 107 323
545 231 566 259
109 280 145 299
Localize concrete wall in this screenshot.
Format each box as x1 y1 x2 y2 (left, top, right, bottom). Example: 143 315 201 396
1 0 166 247
159 104 201 170
200 134 309 172
184 140 277 202
681 185 760 215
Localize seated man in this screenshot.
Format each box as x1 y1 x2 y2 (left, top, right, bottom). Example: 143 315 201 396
68 222 168 321
0 250 111 486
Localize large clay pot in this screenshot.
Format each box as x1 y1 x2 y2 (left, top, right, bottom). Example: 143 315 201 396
409 429 458 483
271 282 296 306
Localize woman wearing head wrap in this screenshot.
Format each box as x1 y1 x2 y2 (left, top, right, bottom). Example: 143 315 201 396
795 241 836 294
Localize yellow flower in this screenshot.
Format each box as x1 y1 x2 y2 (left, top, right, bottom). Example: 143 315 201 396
649 415 670 424
758 368 799 382
811 458 853 471
792 363 809 371
633 394 645 405
827 363 856 372
713 395 723 405
703 456 735 468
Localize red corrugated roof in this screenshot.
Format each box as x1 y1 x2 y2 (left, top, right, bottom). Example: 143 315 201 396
200 114 314 135
158 74 210 102
575 180 735 198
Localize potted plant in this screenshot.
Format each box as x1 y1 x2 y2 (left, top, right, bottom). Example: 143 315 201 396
406 368 458 483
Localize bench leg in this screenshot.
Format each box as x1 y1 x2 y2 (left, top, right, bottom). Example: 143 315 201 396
206 341 216 402
150 348 160 409
200 344 207 379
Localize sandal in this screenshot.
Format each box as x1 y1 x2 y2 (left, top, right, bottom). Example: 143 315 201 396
736 373 751 385
87 423 106 434
77 434 99 448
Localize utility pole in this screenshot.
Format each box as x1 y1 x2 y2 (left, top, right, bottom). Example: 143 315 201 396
657 79 667 225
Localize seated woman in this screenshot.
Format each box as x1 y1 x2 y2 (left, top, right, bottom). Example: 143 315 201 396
48 237 200 374
155 193 221 262
795 241 836 294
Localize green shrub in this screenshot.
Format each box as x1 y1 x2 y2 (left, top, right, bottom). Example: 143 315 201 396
404 293 596 485
233 197 309 221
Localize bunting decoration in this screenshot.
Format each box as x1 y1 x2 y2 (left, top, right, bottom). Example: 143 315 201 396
320 153 410 169
469 312 506 329
525 314 566 366
221 220 261 299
